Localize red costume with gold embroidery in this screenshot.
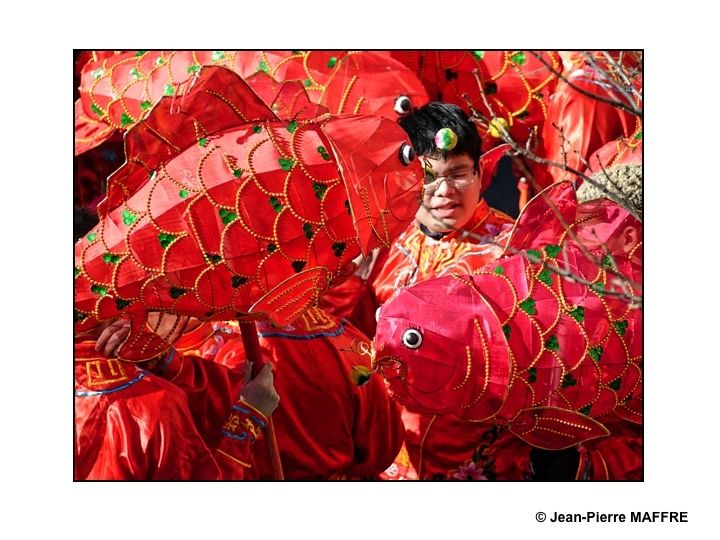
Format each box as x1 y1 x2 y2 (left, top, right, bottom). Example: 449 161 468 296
344 201 515 480
372 183 642 480
208 308 405 479
75 338 268 480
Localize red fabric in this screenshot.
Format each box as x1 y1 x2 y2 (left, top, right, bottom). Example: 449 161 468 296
213 308 405 479
390 51 561 148
541 52 641 187
371 199 513 306
373 182 642 477
74 339 220 480
74 65 423 361
364 201 516 479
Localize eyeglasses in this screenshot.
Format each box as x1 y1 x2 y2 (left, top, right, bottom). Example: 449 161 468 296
423 167 477 193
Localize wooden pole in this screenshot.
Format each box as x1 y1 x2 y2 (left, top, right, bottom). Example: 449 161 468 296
240 321 284 480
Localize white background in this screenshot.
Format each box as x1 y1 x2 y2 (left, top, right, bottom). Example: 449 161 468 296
2 1 717 538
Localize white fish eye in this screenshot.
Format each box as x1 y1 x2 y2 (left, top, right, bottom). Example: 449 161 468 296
399 143 415 166
402 328 423 349
394 95 412 114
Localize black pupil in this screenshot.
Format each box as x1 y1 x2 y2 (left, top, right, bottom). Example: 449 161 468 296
399 97 410 111
405 331 419 345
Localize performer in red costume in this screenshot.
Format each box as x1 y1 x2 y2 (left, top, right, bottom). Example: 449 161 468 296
75 211 278 480
335 103 522 479
205 307 405 480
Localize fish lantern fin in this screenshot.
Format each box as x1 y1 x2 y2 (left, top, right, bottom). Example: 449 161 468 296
115 312 179 362
249 267 329 327
507 406 610 450
614 403 643 425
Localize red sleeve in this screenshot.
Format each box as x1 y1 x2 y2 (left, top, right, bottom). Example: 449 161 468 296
76 382 221 480
213 399 269 480
346 368 405 478
151 348 246 448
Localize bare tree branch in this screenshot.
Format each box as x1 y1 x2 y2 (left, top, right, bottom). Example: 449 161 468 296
528 50 642 117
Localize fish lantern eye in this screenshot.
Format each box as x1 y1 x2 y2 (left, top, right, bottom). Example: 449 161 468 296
393 95 412 114
402 328 423 349
399 143 415 166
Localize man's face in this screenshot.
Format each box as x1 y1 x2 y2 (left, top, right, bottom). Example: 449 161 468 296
415 153 481 234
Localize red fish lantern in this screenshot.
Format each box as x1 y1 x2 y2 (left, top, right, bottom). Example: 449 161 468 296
372 183 641 449
74 66 424 361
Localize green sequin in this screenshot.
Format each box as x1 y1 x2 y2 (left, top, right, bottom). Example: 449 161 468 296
332 242 346 257
526 249 542 262
231 275 248 288
519 298 536 315
252 125 262 133
601 255 614 269
516 109 530 120
140 100 152 110
155 56 165 66
609 378 622 391
122 210 137 226
569 306 585 323
291 260 307 272
91 104 105 117
115 298 131 310
268 243 277 253
103 253 120 264
472 51 484 59
169 287 186 299
545 335 559 351
327 57 338 68
528 367 537 383
313 182 328 200
158 232 177 248
303 223 313 239
545 244 561 258
502 324 511 339
163 84 174 96
74 309 88 323
199 137 208 147
494 266 504 275
537 268 553 286
303 79 312 87
130 67 141 80
613 320 628 336
287 120 298 133
205 253 222 265
233 168 243 178
212 51 225 62
74 267 80 278
561 373 577 388
134 51 146 57
219 208 238 225
578 404 592 415
258 60 270 73
87 233 97 242
91 284 108 296
91 69 104 80
120 113 133 127
187 64 200 74
589 345 603 362
511 51 526 65
179 190 189 199
269 196 283 212
591 282 606 296
634 130 643 140
278 157 295 171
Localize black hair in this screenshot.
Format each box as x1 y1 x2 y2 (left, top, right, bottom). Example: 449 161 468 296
74 206 99 243
398 102 482 172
